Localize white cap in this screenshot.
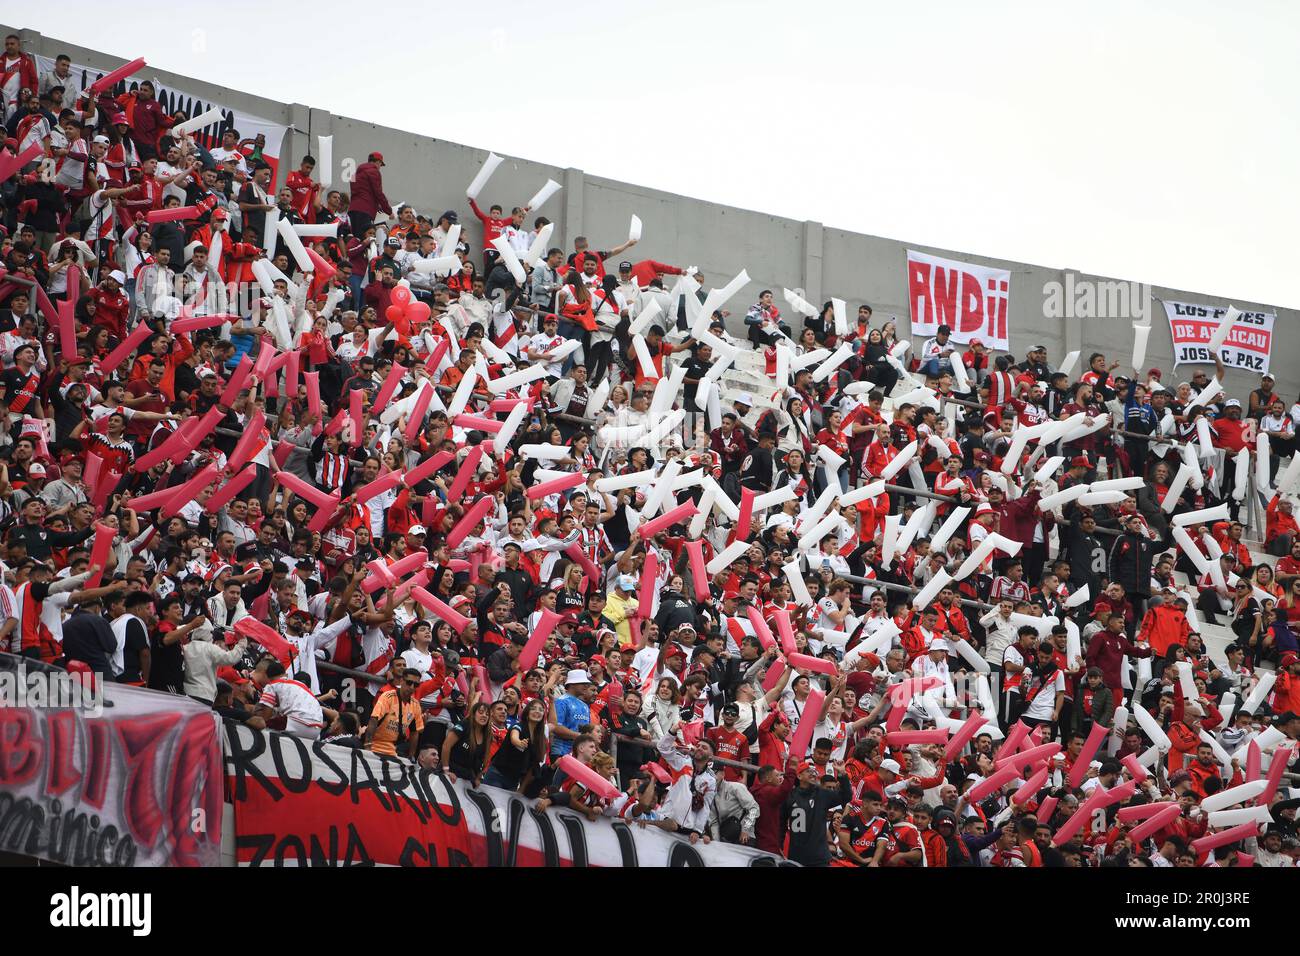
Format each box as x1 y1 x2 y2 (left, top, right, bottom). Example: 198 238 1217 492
108 270 126 285
565 668 592 686
930 638 950 653
1224 399 1242 409
735 392 754 407
92 134 110 145
879 758 902 775
407 525 427 536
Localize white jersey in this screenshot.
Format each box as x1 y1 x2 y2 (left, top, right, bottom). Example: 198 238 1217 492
258 678 324 737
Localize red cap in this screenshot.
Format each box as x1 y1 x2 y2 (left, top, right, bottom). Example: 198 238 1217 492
369 151 385 165
1070 455 1091 469
217 665 250 685
795 761 813 775
1281 652 1299 668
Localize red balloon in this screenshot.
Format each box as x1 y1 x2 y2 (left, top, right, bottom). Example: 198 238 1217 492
407 300 431 324
391 285 411 306
386 305 406 324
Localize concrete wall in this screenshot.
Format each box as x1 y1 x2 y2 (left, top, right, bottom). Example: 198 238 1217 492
10 24 1296 401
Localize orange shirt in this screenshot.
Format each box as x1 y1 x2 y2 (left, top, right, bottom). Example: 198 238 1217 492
369 689 424 756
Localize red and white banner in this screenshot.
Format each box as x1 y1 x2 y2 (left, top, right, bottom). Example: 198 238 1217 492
222 723 785 867
36 54 290 179
1160 299 1276 375
0 662 223 867
906 250 1011 351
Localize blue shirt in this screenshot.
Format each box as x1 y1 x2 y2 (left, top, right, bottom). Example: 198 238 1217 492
551 693 591 757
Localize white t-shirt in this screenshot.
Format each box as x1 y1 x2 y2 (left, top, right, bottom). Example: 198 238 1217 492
401 646 434 680
258 678 324 732
1023 670 1065 721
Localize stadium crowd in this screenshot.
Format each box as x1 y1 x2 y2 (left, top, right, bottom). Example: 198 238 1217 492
2 36 1300 867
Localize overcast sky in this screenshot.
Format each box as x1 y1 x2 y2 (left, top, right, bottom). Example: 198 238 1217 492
17 1 1300 307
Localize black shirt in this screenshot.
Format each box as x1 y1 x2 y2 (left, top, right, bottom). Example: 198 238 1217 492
62 610 118 675
117 616 149 683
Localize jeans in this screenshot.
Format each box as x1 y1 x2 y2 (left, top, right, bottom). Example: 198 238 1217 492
481 765 520 791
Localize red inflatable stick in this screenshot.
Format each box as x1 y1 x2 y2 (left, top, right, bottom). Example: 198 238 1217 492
234 617 295 667
220 355 254 406
735 487 756 541
563 542 601 590
305 494 342 533
1191 822 1260 857
304 370 322 423
445 446 483 503
170 312 237 334
519 609 563 672
85 523 117 588
403 450 452 487
967 765 1021 804
944 712 989 761
526 471 584 501
225 410 266 472
556 755 620 802
146 205 199 224
0 141 45 183
57 294 78 357
685 539 710 602
1012 766 1050 805
1067 721 1111 788
275 472 337 510
446 496 494 549
762 657 787 693
203 466 257 513
89 57 146 94
745 606 776 651
636 501 697 540
787 653 838 678
637 549 658 620
305 247 337 280
786 689 825 762
410 586 471 634
996 742 1061 772
372 362 408 414
1257 746 1294 805
772 607 798 657
362 560 398 594
887 729 949 747
1117 802 1178 824
354 469 404 505
403 385 434 441
160 463 221 519
453 413 504 434
100 322 154 372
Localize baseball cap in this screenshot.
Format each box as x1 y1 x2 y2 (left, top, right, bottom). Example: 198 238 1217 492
879 758 902 775
440 210 458 223
975 503 995 516
406 525 427 536
618 260 633 271
1224 399 1242 409
369 151 385 165
27 464 46 477
385 236 401 247
92 134 110 145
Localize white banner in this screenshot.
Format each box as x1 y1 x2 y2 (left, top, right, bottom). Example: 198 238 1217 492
1160 299 1276 375
0 657 224 867
906 249 1012 351
36 54 290 178
222 723 785 867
